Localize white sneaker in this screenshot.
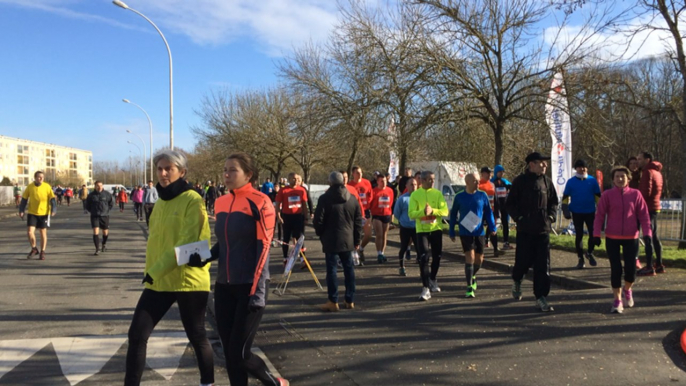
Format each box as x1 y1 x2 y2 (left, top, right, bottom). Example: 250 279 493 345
419 287 431 301
610 299 624 314
429 279 441 293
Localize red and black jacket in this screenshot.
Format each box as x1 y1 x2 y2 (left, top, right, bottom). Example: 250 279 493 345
212 183 275 307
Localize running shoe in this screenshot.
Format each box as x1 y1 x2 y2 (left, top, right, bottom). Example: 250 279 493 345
502 242 513 250
536 296 554 312
575 258 585 269
27 247 39 259
39 251 45 260
277 377 290 386
429 279 441 293
358 250 366 266
94 249 100 256
654 264 666 274
610 299 623 314
344 301 354 309
585 252 597 267
622 288 634 308
399 267 407 276
419 287 431 301
637 267 656 277
377 254 385 264
472 276 478 290
101 244 107 252
319 300 339 312
512 280 522 300
465 286 475 298
635 259 642 270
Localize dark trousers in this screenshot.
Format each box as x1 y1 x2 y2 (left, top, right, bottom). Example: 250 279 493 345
82 200 87 211
606 238 638 288
416 230 443 287
134 202 143 219
119 202 125 211
281 214 304 258
214 283 279 386
572 212 595 258
512 232 551 299
125 289 214 385
644 211 663 266
325 252 355 303
498 207 510 243
144 203 154 226
398 226 417 268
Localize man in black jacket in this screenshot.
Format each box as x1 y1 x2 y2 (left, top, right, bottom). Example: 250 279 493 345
506 152 559 312
314 171 363 312
86 181 115 255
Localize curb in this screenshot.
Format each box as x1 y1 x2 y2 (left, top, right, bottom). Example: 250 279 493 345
682 328 686 355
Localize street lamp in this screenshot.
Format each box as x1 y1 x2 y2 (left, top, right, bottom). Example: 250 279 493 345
127 141 143 185
123 99 153 181
113 0 174 149
126 129 147 183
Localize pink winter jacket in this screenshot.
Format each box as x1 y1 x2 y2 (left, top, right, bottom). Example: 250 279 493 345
132 189 144 204
593 186 652 240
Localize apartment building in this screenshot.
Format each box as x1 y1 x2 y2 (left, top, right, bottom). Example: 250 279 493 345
0 135 93 186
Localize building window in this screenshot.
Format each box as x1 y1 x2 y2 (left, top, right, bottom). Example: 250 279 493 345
69 161 78 169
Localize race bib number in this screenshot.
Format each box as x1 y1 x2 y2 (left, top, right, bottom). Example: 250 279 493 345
496 187 508 198
287 195 302 209
378 196 391 208
420 215 436 224
359 192 368 205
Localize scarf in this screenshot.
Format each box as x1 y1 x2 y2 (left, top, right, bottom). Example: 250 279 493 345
156 178 192 201
575 173 588 180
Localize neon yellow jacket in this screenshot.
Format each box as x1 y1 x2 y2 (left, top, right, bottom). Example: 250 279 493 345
145 190 211 292
408 188 448 233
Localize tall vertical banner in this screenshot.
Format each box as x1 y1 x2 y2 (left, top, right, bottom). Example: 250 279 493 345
387 116 399 181
545 72 573 202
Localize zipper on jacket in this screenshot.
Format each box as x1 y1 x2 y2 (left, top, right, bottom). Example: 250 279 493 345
621 188 625 236
225 190 235 283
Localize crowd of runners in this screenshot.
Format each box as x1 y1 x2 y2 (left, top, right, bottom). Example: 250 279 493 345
11 146 667 385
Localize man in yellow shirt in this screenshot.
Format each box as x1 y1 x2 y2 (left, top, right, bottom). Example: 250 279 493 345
18 171 56 260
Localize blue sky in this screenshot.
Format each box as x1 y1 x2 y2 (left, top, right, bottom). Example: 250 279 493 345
0 0 338 163
0 1 670 165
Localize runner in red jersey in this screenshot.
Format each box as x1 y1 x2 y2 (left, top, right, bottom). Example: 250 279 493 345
275 173 309 262
370 174 395 263
347 166 373 265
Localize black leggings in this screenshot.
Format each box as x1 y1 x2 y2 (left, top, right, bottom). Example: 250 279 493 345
214 282 280 386
398 226 417 268
125 289 214 385
134 202 143 219
416 230 443 287
281 214 304 258
572 212 595 257
119 202 125 211
606 238 638 288
498 205 509 243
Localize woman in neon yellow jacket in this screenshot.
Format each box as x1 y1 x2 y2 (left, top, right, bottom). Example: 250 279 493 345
409 170 448 301
124 149 214 386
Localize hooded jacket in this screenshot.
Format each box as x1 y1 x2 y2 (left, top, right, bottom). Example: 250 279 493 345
639 161 663 212
86 189 115 217
593 186 652 240
314 184 363 253
491 164 512 214
144 179 211 292
212 183 275 308
506 171 559 234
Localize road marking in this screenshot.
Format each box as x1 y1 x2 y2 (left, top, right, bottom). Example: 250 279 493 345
0 332 189 385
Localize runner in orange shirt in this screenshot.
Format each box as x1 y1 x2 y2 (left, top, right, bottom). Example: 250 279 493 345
370 174 395 263
347 166 373 265
275 173 309 263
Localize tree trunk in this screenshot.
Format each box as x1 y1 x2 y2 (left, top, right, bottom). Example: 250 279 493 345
493 123 504 166
346 137 360 174
679 128 686 249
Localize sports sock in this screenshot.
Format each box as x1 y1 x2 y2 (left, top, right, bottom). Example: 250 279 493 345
93 235 100 250
465 264 474 287
103 235 108 244
377 251 383 256
474 264 481 275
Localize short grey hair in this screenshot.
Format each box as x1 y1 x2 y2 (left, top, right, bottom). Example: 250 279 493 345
153 149 188 172
420 170 434 180
328 171 344 185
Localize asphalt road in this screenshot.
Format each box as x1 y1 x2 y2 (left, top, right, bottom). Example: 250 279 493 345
1 202 685 385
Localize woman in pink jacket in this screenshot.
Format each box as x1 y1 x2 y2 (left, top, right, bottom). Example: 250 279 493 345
593 166 652 314
132 186 145 221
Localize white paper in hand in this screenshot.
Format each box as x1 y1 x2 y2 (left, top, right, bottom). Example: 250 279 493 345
460 211 481 233
175 240 211 266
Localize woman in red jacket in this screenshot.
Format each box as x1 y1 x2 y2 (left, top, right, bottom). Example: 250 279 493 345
593 166 652 314
117 188 128 212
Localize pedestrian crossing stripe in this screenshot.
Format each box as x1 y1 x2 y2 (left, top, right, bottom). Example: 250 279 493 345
0 332 189 385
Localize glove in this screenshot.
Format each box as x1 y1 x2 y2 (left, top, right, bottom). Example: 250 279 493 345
247 295 264 312
142 273 154 285
561 204 571 220
187 253 208 268
591 237 602 247
643 235 652 246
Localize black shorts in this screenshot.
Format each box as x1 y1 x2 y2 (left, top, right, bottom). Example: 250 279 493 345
372 215 392 224
90 216 110 230
27 214 48 229
364 209 371 220
460 236 485 254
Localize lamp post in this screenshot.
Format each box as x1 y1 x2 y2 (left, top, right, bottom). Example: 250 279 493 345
127 141 143 185
126 129 147 183
123 99 153 180
113 0 174 149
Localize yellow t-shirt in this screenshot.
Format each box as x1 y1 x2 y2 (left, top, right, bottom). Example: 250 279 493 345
22 183 55 216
